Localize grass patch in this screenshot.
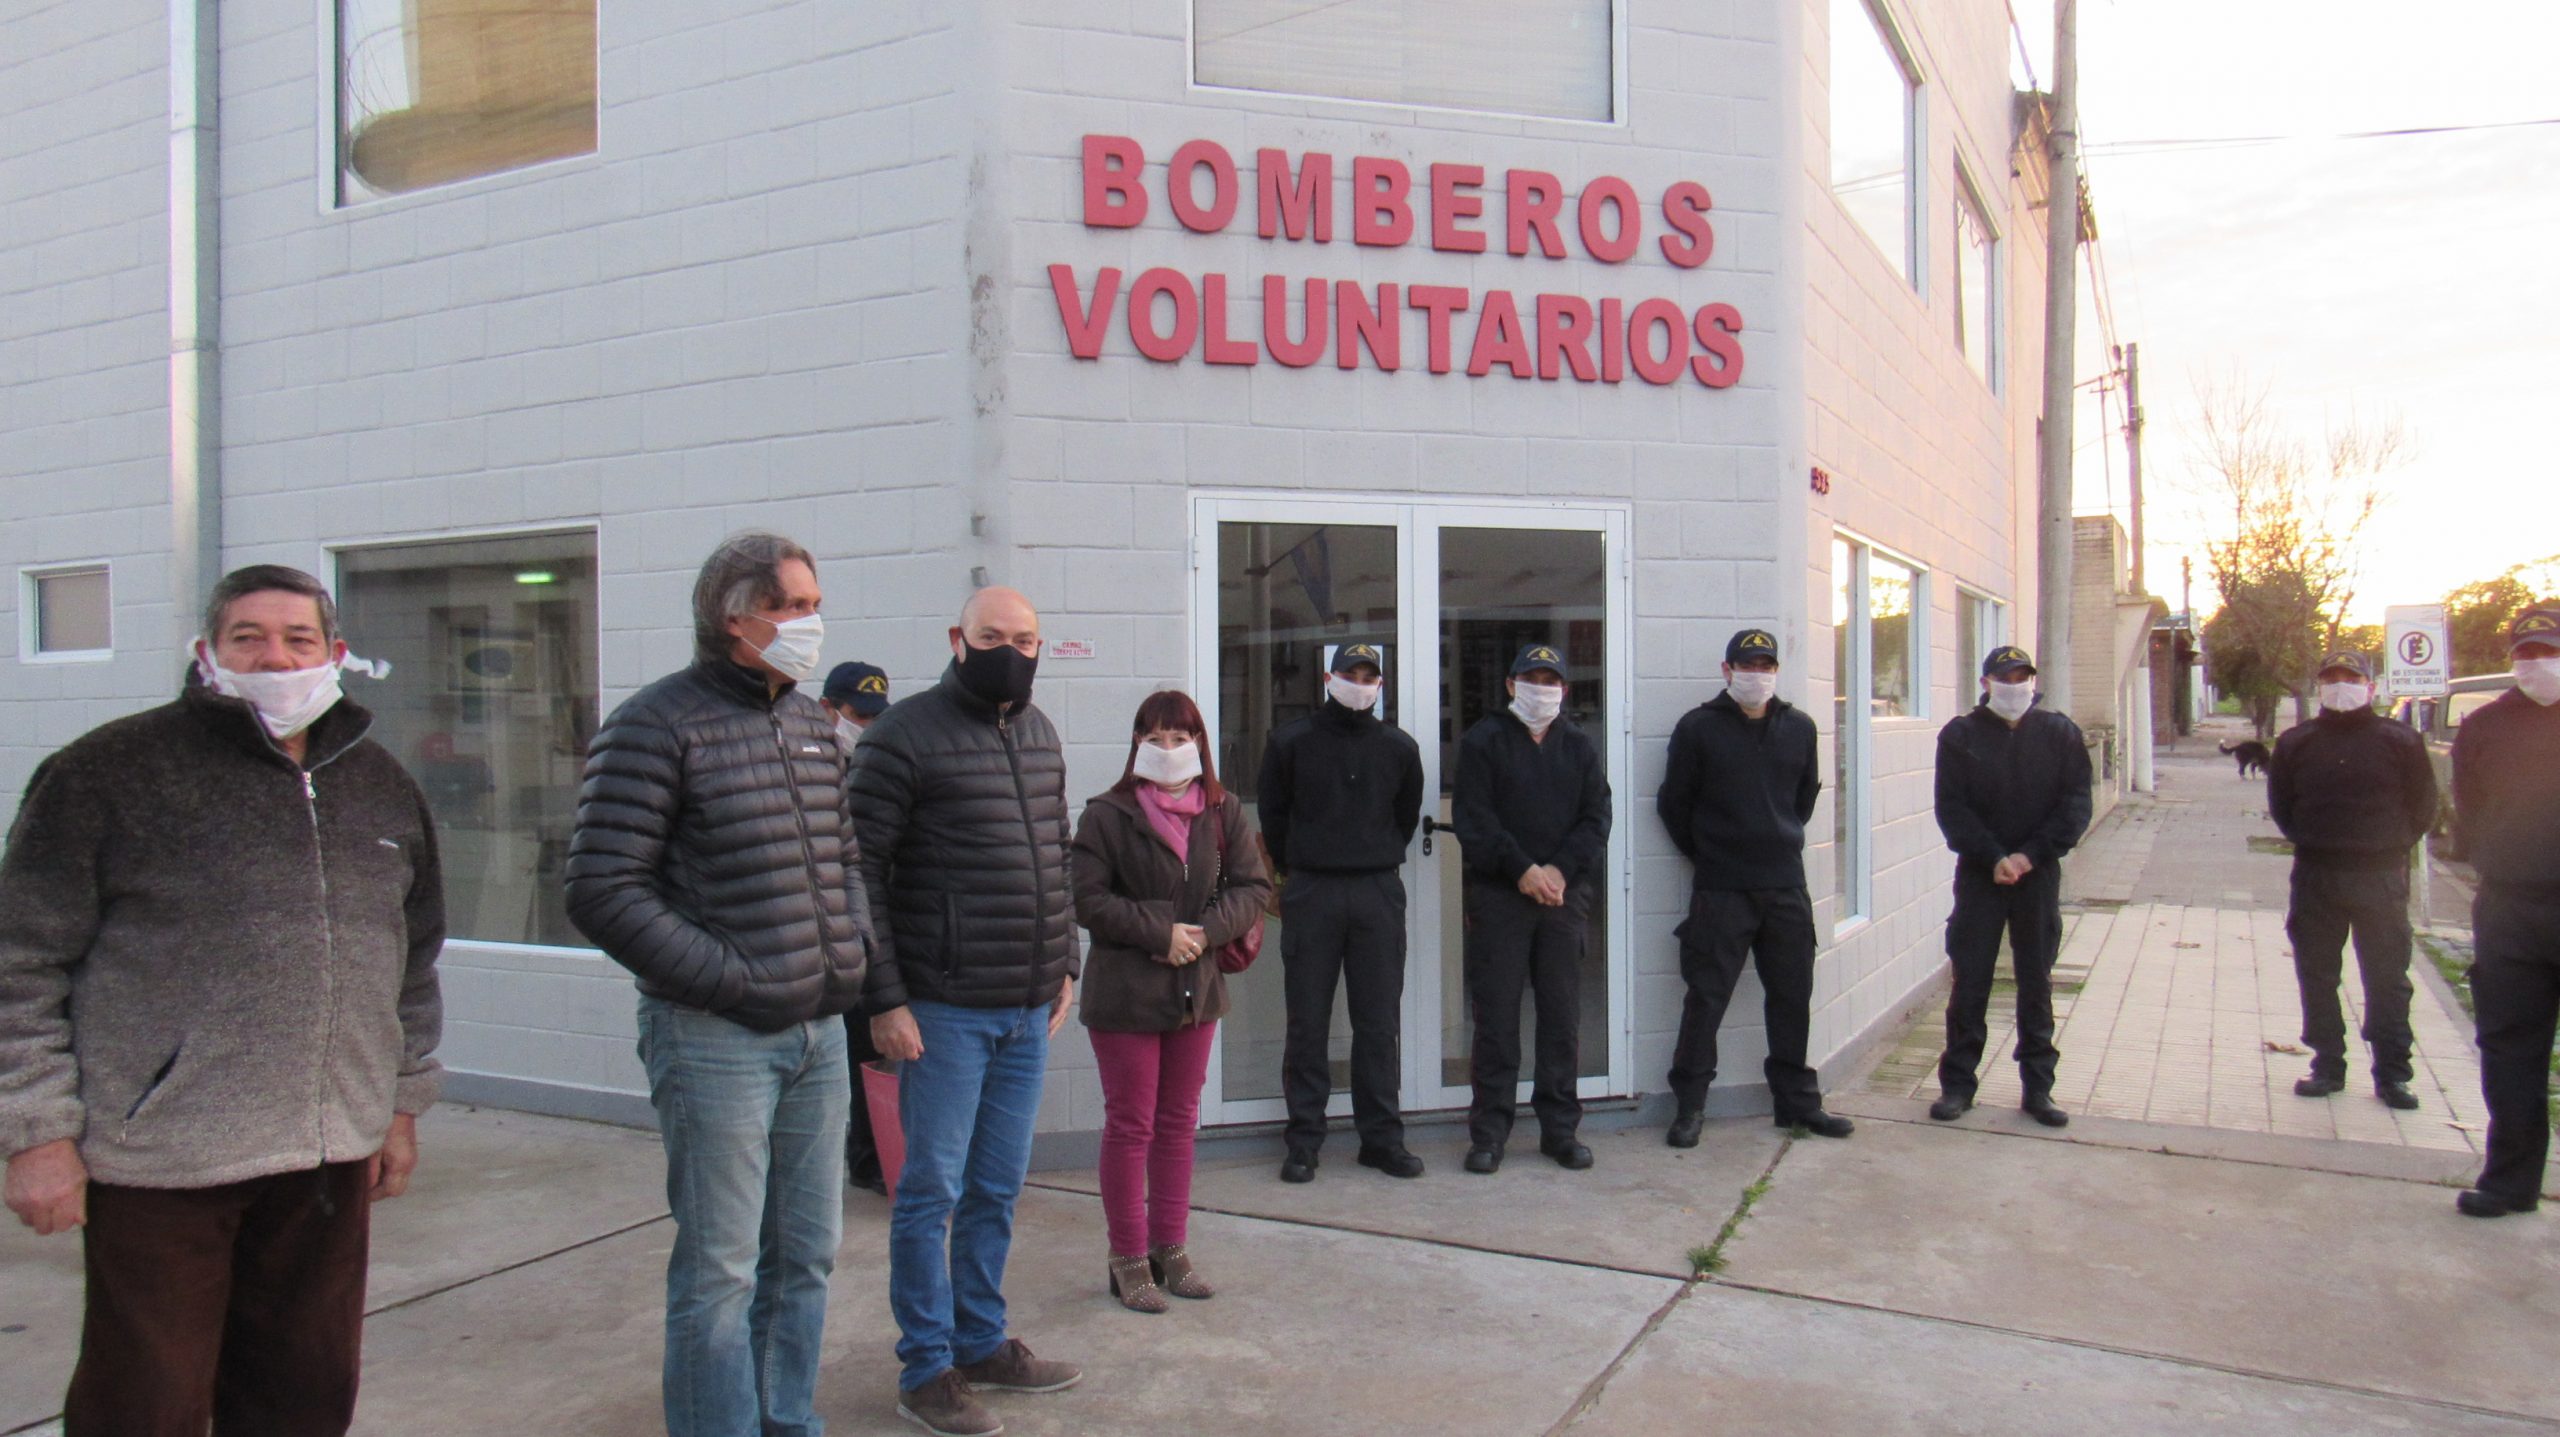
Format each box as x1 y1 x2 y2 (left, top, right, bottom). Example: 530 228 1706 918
1690 1167 1779 1276
2246 836 2296 855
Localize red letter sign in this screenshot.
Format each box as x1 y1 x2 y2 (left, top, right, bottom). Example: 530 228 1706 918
1082 135 1146 229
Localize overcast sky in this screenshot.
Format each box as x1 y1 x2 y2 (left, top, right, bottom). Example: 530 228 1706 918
2014 1 2560 620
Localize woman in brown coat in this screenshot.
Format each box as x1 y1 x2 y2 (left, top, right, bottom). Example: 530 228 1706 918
1072 689 1272 1313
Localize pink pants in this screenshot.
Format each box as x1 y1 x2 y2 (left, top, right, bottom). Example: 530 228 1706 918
1088 1022 1218 1256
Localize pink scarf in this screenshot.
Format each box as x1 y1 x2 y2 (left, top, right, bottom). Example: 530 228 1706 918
1134 782 1208 862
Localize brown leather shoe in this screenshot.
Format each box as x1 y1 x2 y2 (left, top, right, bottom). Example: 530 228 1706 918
1107 1253 1168 1313
1150 1243 1216 1299
954 1338 1082 1393
896 1369 1000 1437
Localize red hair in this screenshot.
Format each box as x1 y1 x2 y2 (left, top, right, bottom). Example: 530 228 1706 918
1110 689 1224 805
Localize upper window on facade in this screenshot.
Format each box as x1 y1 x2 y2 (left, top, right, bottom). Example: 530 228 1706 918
1194 0 1615 123
1955 168 1999 385
1829 0 1916 283
24 564 111 659
337 532 598 947
336 0 598 204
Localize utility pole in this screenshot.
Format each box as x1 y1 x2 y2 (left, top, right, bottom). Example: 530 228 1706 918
2123 341 2144 597
2035 0 2080 715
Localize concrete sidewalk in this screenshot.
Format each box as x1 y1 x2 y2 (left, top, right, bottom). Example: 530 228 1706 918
8 1100 2554 1436
1869 716 2497 1152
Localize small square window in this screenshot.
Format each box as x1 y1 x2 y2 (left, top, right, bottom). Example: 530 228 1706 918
1194 0 1615 123
337 0 598 204
27 566 112 657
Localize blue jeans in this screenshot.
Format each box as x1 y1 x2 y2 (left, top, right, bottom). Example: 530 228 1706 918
637 996 850 1437
888 1000 1049 1390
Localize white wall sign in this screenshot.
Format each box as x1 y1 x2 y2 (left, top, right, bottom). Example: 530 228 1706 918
1048 639 1096 659
2383 604 2449 696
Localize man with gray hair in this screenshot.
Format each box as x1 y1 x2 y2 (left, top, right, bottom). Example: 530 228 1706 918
1 563 445 1435
568 532 874 1437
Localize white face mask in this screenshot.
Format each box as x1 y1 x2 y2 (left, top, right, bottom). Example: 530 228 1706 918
1327 675 1382 712
1986 679 2037 722
2318 681 2373 713
750 612 825 682
2514 656 2560 706
834 716 864 749
1726 671 1778 710
1510 681 1563 732
1134 739 1203 787
197 641 344 742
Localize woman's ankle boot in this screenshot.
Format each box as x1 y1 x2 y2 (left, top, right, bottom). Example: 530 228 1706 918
1108 1252 1168 1313
1149 1243 1215 1299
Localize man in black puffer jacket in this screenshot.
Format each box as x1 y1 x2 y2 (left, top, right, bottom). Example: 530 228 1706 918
849 585 1082 1436
2267 650 2437 1112
567 532 872 1437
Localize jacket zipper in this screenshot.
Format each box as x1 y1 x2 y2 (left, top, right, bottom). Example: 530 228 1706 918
301 767 340 1164
997 712 1044 1003
771 711 838 986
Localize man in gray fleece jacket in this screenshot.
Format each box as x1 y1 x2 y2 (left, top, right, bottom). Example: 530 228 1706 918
0 565 444 1437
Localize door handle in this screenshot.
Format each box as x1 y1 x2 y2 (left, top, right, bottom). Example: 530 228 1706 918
1421 815 1436 856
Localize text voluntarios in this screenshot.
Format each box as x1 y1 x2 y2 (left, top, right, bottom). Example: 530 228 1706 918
1049 135 1747 390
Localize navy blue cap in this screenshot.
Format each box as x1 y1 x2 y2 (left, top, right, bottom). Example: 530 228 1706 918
1982 645 2036 678
2510 604 2560 653
2316 651 2373 680
1726 628 1780 665
822 661 890 715
1510 642 1568 681
1330 642 1385 676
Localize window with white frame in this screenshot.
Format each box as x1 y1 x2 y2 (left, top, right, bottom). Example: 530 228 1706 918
1194 0 1615 122
336 532 598 947
23 564 112 660
1956 589 2004 705
1832 537 1867 921
336 0 598 204
1869 551 1920 718
1829 0 1918 283
1955 166 1999 384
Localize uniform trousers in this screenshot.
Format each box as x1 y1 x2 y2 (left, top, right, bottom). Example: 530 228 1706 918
1463 876 1590 1148
1667 885 1823 1121
2471 882 2560 1206
2285 858 2415 1085
1937 862 2064 1101
1280 868 1408 1155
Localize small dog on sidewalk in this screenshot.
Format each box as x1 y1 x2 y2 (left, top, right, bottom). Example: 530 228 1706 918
2217 738 2271 777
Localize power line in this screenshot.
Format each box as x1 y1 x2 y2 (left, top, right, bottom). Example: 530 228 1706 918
2084 115 2560 156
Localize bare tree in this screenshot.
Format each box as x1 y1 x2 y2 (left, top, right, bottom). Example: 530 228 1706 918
2190 377 2407 731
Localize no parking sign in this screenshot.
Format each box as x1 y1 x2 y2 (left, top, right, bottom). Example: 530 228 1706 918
2383 604 2450 697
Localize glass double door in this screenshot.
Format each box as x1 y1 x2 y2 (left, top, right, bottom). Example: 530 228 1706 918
1191 498 1630 1128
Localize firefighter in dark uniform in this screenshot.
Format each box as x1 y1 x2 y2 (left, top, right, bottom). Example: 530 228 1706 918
1453 643 1614 1174
1930 645 2092 1127
1257 642 1426 1183
2266 650 2437 1111
2448 602 2560 1217
1657 629 1854 1148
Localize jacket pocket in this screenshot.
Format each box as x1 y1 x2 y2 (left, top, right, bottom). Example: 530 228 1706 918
119 1044 183 1135
939 893 962 982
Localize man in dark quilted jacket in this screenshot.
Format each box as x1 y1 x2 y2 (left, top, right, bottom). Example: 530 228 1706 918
850 584 1084 1437
566 532 873 1437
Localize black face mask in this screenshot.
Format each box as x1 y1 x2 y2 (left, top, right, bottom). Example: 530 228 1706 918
955 639 1038 710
